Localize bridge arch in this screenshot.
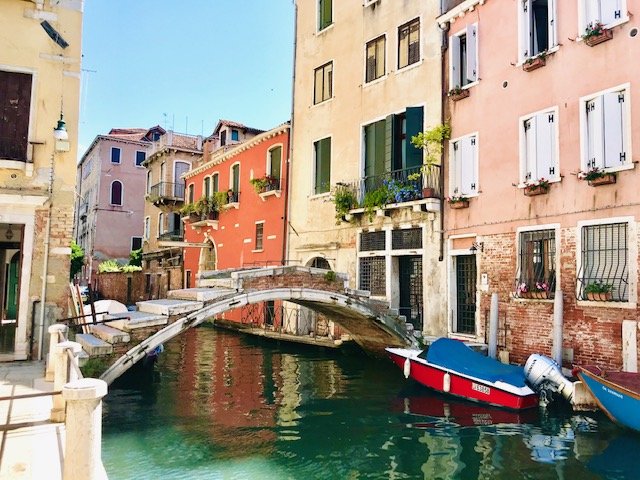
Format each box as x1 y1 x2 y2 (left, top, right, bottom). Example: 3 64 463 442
100 287 418 385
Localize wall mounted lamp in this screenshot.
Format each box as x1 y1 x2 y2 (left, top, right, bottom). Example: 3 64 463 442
53 112 68 140
5 224 14 240
470 241 484 253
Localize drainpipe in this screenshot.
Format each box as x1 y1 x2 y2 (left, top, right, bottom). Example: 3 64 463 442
284 1 298 267
38 152 54 361
438 22 449 262
552 291 563 367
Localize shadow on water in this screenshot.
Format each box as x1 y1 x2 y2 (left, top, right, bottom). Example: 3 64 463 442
102 326 639 480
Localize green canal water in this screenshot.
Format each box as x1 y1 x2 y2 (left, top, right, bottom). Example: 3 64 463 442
102 327 639 479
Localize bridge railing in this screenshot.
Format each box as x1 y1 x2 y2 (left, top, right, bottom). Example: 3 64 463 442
241 303 330 339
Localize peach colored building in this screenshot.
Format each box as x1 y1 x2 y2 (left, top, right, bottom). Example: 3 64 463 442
439 0 639 370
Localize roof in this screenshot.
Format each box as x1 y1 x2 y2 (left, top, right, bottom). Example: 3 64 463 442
105 128 148 142
211 119 265 136
169 133 200 150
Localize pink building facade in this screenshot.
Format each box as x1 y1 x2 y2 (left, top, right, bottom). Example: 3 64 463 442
439 0 639 370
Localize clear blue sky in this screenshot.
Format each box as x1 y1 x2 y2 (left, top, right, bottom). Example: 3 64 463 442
79 0 295 156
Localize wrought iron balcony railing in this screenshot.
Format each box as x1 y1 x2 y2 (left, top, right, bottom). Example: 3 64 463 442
158 229 184 242
148 182 185 203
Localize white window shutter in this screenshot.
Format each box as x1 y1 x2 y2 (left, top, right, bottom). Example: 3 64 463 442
603 91 625 167
535 112 555 179
587 96 605 169
452 141 462 195
466 24 478 83
460 136 476 195
547 0 556 48
520 0 532 60
524 117 537 181
450 34 461 89
600 0 619 25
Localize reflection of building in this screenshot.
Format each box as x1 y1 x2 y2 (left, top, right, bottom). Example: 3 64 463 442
74 128 149 285
141 128 202 297
288 1 446 336
1 0 83 360
438 0 640 369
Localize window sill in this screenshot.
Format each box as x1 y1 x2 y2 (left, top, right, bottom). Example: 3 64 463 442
363 75 387 88
251 249 264 253
577 300 636 309
516 45 559 67
259 189 282 201
395 59 423 75
0 160 33 177
316 23 334 36
310 192 331 200
311 97 333 110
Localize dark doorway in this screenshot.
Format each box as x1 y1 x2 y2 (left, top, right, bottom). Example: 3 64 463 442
455 255 477 334
399 256 423 331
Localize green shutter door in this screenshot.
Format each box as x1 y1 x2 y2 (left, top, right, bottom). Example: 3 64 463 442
270 146 282 180
385 114 396 173
315 138 331 194
405 106 424 169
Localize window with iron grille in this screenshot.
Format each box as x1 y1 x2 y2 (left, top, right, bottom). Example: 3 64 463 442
360 231 386 251
359 257 386 295
578 223 628 302
392 228 422 250
515 229 556 298
255 223 264 250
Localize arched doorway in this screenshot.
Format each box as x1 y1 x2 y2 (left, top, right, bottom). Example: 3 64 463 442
198 241 217 273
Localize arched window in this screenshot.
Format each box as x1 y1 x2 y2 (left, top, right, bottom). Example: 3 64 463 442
309 257 331 269
110 180 123 206
187 183 194 204
203 176 211 198
212 173 219 192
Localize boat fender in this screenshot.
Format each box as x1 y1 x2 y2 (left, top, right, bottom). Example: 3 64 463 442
443 373 451 393
403 358 411 379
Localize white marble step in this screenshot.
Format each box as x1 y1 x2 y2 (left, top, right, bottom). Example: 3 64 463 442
136 299 203 316
76 334 113 356
104 311 168 331
168 288 235 302
91 324 130 344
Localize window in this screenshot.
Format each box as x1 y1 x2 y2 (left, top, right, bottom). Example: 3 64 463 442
450 134 478 197
0 70 32 162
578 222 629 302
392 228 422 250
146 170 152 194
519 0 556 61
220 130 227 146
583 87 629 171
187 183 194 204
144 217 150 239
255 222 264 250
158 213 165 235
318 0 332 31
365 35 386 83
212 173 219 193
230 164 240 202
314 137 331 194
314 62 333 105
515 229 556 299
521 109 558 183
450 24 478 89
309 257 331 269
110 147 121 164
363 106 424 190
131 236 143 251
398 18 420 69
135 151 146 167
581 0 626 32
110 180 123 206
361 231 386 251
359 257 386 295
231 129 239 141
204 177 211 198
268 146 282 187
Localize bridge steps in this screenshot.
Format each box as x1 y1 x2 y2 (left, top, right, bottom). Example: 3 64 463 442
90 324 131 344
105 311 168 331
168 288 235 302
136 299 204 316
76 333 113 356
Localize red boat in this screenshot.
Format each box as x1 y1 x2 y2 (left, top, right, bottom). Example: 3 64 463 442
386 338 538 411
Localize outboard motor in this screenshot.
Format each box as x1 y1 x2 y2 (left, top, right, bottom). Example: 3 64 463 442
524 354 574 404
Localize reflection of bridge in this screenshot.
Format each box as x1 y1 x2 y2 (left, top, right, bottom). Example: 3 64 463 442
86 267 418 384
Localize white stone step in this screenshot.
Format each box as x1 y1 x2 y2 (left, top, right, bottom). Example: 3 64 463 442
104 311 168 331
91 324 130 344
168 288 235 302
136 299 203 316
76 334 113 356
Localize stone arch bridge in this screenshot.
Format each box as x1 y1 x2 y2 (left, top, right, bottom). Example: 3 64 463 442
90 266 418 385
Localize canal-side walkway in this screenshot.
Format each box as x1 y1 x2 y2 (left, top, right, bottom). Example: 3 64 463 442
0 361 64 480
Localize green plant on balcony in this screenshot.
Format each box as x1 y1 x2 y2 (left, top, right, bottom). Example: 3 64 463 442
249 175 277 194
582 22 607 41
329 183 358 225
411 123 451 174
385 179 419 203
179 202 198 217
363 186 391 221
584 280 614 300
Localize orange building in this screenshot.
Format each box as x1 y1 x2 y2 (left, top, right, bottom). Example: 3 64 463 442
438 0 639 370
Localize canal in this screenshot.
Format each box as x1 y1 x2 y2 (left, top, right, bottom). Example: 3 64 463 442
102 327 639 479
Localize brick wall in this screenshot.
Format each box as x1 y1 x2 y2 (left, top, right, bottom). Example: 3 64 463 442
477 230 639 370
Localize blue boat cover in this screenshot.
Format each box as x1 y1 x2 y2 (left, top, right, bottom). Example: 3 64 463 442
425 338 527 387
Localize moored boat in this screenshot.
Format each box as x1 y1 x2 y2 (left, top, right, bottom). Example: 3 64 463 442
574 365 640 432
386 338 538 411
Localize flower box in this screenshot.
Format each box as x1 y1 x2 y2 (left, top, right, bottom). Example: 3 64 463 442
524 185 548 196
523 56 546 72
449 89 470 102
585 29 613 47
588 173 617 186
586 292 613 302
450 200 469 209
530 291 550 300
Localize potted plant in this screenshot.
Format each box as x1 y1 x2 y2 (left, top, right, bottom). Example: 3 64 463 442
179 202 199 222
447 195 469 209
250 175 278 194
517 282 530 299
578 167 617 186
330 183 358 225
582 22 613 47
523 50 548 72
524 178 550 196
584 280 614 301
385 179 419 204
410 123 451 197
447 85 469 102
530 281 551 299
363 186 391 221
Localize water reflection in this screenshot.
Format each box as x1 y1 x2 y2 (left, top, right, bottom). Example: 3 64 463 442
103 327 637 480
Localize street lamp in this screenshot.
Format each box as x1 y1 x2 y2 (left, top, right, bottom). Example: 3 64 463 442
53 112 68 140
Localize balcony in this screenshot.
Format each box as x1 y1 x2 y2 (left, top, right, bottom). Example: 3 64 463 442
336 165 442 218
148 182 185 206
158 229 184 242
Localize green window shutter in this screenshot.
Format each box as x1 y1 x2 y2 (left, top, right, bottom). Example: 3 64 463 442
385 114 396 173
232 165 240 193
319 0 332 30
212 174 219 192
315 138 331 194
405 106 424 169
270 146 282 179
